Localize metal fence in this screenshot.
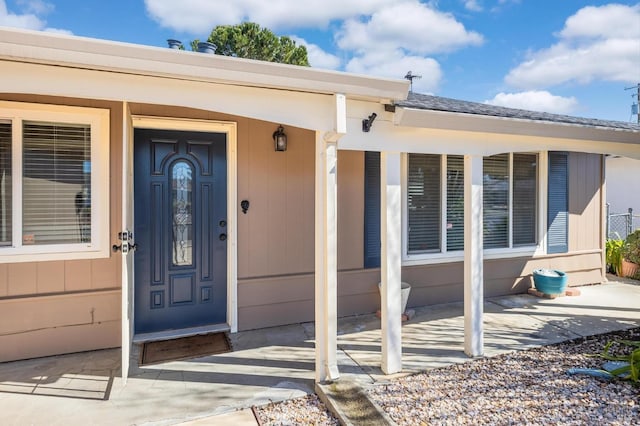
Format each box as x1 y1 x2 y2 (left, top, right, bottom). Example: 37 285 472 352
607 204 640 240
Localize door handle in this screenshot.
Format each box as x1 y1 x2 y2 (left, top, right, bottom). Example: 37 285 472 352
219 233 227 241
112 242 138 253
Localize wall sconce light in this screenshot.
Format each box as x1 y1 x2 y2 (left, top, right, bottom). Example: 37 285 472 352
273 125 287 151
362 113 377 132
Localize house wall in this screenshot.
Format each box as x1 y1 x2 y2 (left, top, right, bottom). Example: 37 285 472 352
0 96 606 359
569 152 603 251
0 94 123 362
237 151 605 330
126 103 367 330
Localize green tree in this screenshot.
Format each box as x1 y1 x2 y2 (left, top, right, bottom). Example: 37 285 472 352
192 22 309 66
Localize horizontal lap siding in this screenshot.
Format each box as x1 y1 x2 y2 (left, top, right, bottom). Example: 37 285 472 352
569 153 602 251
0 95 123 361
237 251 603 330
238 151 605 330
0 291 120 362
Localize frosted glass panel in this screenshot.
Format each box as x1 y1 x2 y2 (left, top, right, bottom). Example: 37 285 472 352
172 161 193 266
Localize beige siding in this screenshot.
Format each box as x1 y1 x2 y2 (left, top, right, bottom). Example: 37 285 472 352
338 151 365 270
238 150 606 330
0 95 123 361
569 153 603 251
0 97 608 353
0 291 120 362
241 120 315 277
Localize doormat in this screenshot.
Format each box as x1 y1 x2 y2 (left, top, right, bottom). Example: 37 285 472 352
140 332 232 366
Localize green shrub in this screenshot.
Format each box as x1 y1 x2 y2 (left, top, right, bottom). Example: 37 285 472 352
622 229 640 265
598 339 640 385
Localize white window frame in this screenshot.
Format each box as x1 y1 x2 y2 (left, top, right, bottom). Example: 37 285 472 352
0 101 110 263
402 152 547 266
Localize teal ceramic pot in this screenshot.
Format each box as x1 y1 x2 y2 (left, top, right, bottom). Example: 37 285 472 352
533 269 568 295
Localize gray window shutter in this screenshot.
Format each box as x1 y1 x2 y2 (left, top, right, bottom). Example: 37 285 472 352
547 152 568 254
364 151 380 268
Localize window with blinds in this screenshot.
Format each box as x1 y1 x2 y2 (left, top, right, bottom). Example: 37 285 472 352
404 152 541 261
446 155 464 251
513 153 537 246
407 154 440 254
0 122 11 247
547 152 568 254
483 154 509 249
22 121 91 245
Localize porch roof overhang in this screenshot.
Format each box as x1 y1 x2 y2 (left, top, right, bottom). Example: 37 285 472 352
0 27 408 104
393 94 640 159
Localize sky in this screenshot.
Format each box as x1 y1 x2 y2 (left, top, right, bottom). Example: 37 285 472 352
1 0 639 122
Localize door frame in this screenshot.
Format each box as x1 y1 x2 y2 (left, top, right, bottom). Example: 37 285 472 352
126 115 238 341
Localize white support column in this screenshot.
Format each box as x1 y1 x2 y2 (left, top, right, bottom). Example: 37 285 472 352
464 155 484 357
315 131 339 383
380 151 402 374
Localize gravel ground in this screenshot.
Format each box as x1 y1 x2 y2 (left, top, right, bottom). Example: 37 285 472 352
256 394 340 426
256 328 639 426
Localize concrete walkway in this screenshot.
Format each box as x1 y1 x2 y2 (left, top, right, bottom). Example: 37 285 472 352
0 279 638 425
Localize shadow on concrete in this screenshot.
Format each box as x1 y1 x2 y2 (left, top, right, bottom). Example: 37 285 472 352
0 350 116 401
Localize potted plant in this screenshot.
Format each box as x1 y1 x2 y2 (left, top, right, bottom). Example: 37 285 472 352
606 236 624 275
620 229 640 279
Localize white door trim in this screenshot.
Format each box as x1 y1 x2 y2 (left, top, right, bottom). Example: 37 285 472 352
130 115 239 333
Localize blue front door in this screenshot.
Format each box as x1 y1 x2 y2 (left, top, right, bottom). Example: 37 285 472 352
134 128 227 335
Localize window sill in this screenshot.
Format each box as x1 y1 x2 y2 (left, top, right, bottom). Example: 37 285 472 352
402 245 543 266
0 246 110 264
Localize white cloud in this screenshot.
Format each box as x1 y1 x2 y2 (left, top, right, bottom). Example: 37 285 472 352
0 0 44 29
345 49 442 93
291 37 341 70
336 2 483 55
484 91 578 114
333 1 481 92
559 3 640 40
17 0 53 15
144 0 480 93
144 0 399 34
463 0 483 12
505 3 640 89
0 0 69 33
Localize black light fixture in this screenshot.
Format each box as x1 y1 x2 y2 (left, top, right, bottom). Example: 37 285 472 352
273 125 287 151
362 113 377 132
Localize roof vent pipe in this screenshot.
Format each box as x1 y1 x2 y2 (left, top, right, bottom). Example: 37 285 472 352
197 42 216 54
167 39 182 49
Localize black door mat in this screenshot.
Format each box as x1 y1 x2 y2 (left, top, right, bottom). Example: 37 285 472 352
140 332 232 366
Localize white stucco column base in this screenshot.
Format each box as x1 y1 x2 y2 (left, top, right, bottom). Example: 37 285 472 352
380 152 402 374
464 154 484 357
314 133 339 383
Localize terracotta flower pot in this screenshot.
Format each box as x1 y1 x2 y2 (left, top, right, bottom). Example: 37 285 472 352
619 259 639 278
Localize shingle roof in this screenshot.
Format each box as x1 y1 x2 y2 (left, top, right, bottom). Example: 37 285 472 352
397 92 640 132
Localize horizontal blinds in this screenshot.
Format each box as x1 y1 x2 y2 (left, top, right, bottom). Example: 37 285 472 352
22 121 91 245
513 153 537 246
0 122 11 246
483 154 509 249
407 154 440 254
547 152 568 254
446 155 464 251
